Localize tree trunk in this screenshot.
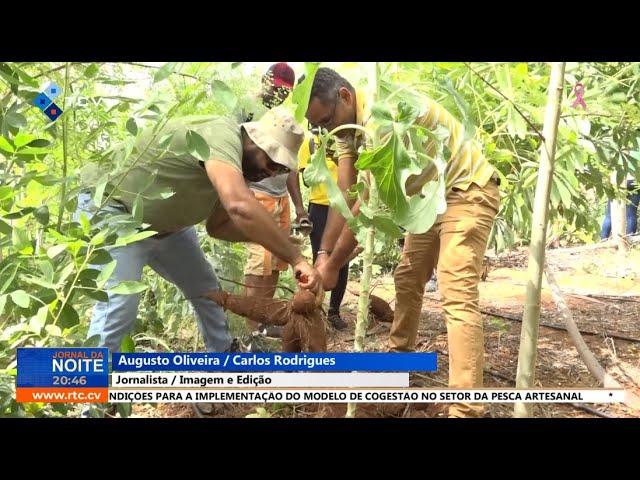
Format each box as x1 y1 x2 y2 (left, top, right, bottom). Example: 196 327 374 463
514 62 566 418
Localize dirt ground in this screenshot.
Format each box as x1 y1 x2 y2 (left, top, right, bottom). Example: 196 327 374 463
133 245 640 419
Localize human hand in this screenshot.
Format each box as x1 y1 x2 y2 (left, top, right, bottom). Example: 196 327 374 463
293 260 321 294
316 259 339 291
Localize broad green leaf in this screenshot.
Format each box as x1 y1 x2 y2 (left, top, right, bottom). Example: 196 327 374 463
10 290 29 308
0 220 13 236
38 259 54 282
185 129 210 162
84 63 99 78
0 220 11 235
12 227 32 254
33 205 49 226
0 186 14 201
83 288 109 302
126 117 138 136
121 335 135 353
291 63 321 123
93 180 108 208
115 230 157 247
6 112 27 129
109 281 148 295
154 62 178 83
3 207 35 220
26 138 51 148
22 275 57 290
79 211 91 235
56 262 75 285
89 228 110 246
371 102 394 127
96 260 117 289
13 132 36 148
0 136 14 152
303 141 353 220
89 249 113 265
0 263 19 294
57 303 80 329
211 80 237 111
157 133 174 151
231 62 243 69
47 244 68 259
555 177 573 209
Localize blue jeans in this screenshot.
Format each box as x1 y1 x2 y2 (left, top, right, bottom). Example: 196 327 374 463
601 181 640 239
74 193 232 353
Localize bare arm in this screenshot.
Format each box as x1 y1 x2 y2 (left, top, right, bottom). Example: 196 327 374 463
206 208 249 242
205 160 304 266
324 199 361 271
287 170 307 222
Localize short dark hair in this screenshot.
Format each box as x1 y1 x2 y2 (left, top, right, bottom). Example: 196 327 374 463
309 67 355 103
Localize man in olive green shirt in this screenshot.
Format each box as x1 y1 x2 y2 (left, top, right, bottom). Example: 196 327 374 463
75 107 319 359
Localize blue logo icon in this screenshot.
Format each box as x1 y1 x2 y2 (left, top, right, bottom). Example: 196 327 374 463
32 81 63 121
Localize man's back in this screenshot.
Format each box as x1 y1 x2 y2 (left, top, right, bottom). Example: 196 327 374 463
112 115 243 233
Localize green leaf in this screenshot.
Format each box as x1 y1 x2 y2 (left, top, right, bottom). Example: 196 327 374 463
57 303 80 329
0 263 19 294
132 196 143 224
126 117 138 136
89 249 113 265
47 243 68 259
114 230 157 247
154 62 178 83
291 63 320 123
84 63 99 78
0 294 6 316
83 289 109 303
94 181 108 208
6 112 27 129
0 220 13 236
25 139 51 148
303 141 353 221
22 275 57 290
33 205 49 226
185 129 210 162
79 211 91 235
371 102 394 127
0 220 11 236
12 227 32 254
211 80 237 111
96 260 117 289
10 290 29 308
38 259 54 282
121 335 135 353
109 281 148 295
0 185 14 201
4 207 35 220
89 228 110 246
0 136 14 153
231 63 243 69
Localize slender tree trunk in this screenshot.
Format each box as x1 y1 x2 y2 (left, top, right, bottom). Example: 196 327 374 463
514 62 566 418
346 63 380 419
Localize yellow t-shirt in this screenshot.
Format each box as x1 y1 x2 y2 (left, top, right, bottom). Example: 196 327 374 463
334 88 495 194
298 135 338 206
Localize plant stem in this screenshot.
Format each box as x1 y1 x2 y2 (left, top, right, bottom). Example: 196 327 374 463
346 63 381 419
56 62 71 233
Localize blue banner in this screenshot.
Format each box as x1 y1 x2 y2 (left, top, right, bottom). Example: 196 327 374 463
17 348 109 388
112 352 437 372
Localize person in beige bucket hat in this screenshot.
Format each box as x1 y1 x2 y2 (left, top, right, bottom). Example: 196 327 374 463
242 105 304 173
74 106 320 418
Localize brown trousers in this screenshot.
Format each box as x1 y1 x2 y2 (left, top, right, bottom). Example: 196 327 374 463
390 180 500 418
